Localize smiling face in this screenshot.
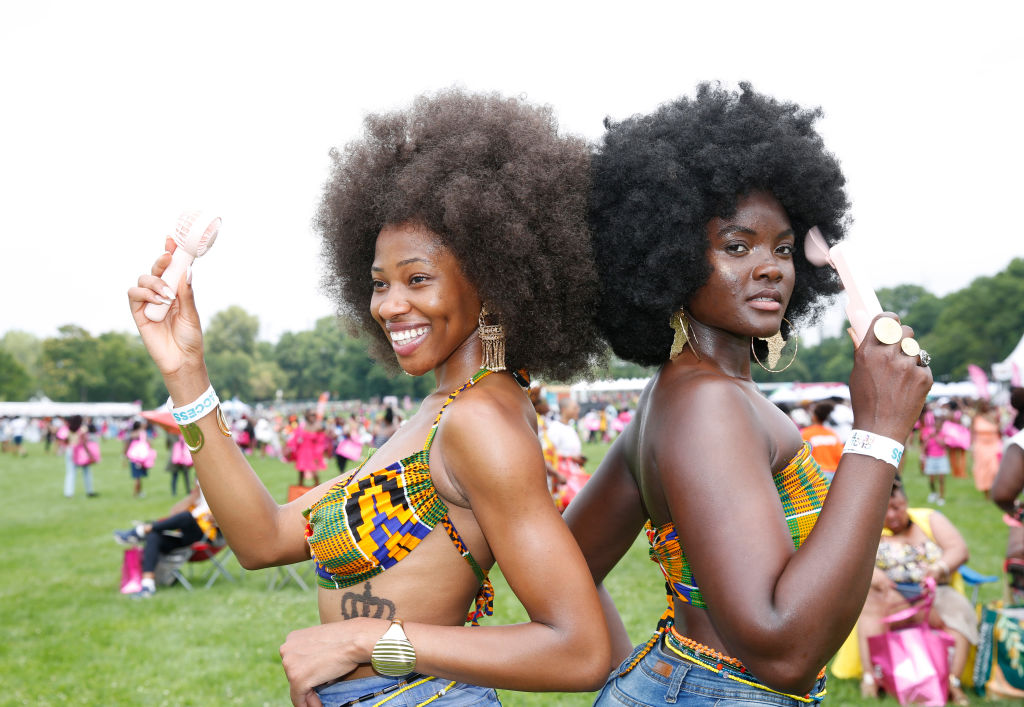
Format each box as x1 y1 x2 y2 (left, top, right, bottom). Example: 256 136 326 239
686 191 796 339
370 222 482 376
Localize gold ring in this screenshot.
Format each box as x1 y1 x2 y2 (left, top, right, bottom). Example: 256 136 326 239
900 338 921 357
873 317 903 345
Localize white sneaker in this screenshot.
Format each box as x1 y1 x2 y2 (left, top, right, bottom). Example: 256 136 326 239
927 492 938 504
937 497 946 506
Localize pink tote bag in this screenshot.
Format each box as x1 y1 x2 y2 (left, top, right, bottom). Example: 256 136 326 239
119 547 143 594
867 579 955 706
336 436 364 461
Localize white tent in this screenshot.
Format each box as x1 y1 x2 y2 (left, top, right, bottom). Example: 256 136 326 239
219 397 253 417
768 383 851 405
0 400 141 418
992 330 1024 382
569 378 651 395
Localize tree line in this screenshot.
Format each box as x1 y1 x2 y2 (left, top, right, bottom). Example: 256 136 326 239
2 258 1022 406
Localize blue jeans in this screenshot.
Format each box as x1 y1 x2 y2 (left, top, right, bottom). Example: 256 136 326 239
64 447 94 497
594 636 826 706
315 674 501 706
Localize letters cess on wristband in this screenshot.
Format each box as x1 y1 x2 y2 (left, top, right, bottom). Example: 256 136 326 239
842 429 904 468
172 385 232 452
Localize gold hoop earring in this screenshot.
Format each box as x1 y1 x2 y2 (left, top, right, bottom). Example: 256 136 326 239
669 309 700 361
478 307 506 372
752 318 798 373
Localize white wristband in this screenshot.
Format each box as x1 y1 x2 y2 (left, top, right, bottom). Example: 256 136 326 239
171 385 220 425
843 429 904 468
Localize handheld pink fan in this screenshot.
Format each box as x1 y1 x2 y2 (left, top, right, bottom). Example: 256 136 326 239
143 210 221 322
804 227 882 346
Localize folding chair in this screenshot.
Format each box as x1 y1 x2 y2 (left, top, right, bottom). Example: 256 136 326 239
266 485 317 591
268 563 312 591
960 564 1000 605
157 536 236 590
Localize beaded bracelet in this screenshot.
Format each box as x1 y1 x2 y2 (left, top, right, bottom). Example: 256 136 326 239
843 429 904 468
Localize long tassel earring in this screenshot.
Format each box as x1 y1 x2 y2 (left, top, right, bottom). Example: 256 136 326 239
478 307 506 372
752 318 799 373
669 309 700 361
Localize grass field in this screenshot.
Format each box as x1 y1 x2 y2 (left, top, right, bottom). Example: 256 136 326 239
0 437 1017 705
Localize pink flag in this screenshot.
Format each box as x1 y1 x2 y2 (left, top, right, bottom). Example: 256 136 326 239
967 363 991 400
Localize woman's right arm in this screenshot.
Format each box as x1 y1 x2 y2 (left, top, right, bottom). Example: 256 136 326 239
128 241 311 568
661 315 932 693
993 442 1024 514
564 434 648 664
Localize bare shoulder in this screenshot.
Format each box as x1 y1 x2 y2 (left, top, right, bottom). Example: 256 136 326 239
434 374 540 488
652 368 763 439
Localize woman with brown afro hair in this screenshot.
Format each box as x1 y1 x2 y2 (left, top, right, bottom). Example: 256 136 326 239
128 88 610 705
565 83 933 705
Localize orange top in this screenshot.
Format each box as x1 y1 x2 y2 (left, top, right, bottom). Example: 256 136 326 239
800 424 843 472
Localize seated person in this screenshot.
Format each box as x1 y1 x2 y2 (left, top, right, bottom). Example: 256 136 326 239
113 482 219 598
992 385 1024 603
854 476 976 706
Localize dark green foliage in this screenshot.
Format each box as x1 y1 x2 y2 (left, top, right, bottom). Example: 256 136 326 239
0 348 32 400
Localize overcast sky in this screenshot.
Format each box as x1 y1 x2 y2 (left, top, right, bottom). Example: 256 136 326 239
2 1 1022 347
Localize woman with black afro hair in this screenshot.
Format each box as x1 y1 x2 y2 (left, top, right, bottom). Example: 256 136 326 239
128 88 610 705
565 83 933 705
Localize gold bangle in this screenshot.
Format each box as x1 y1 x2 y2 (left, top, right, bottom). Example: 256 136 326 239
181 423 205 453
371 619 416 677
179 406 232 453
215 406 232 437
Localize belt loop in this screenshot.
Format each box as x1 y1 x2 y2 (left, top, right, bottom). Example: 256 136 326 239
665 661 690 703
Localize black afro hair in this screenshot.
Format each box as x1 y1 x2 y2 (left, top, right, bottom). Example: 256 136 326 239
590 82 850 366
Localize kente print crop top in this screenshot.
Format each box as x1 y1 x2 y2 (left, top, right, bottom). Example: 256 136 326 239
647 442 830 611
303 368 494 625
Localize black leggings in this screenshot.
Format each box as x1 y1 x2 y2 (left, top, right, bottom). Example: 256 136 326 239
169 464 191 495
142 511 205 573
335 453 350 474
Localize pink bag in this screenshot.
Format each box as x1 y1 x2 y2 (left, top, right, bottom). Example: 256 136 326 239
126 438 156 469
940 421 971 450
867 580 955 706
336 436 364 461
170 438 193 466
120 547 143 594
73 441 101 466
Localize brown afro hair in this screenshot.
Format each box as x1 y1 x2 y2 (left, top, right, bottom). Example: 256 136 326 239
315 88 603 381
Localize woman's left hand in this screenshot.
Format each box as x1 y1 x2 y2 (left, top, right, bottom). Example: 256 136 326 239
926 558 953 584
280 619 379 707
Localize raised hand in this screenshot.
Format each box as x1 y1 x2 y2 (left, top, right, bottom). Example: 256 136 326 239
127 236 208 393
847 313 933 443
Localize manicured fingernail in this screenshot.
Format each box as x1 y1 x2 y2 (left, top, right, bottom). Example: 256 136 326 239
161 286 175 299
156 296 172 305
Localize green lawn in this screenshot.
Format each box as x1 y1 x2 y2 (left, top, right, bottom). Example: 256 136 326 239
0 437 1016 705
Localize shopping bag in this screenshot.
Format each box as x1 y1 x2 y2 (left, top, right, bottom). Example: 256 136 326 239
73 441 101 466
119 547 143 594
867 580 955 706
940 421 970 449
126 438 155 467
170 437 193 466
973 605 1024 698
336 436 363 461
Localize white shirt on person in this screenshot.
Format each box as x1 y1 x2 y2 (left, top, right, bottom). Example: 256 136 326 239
547 419 582 458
